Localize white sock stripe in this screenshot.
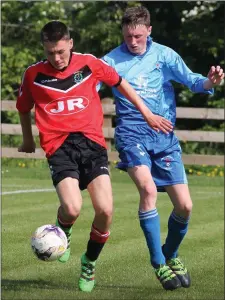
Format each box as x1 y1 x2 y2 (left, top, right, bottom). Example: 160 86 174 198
139 212 158 219
91 226 110 237
138 212 157 219
138 209 157 216
171 212 189 224
139 212 158 220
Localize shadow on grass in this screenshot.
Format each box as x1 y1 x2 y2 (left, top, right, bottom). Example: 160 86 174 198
96 283 159 291
1 279 75 291
2 279 163 293
95 282 167 299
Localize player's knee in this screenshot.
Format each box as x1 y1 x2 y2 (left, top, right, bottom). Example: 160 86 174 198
178 201 193 217
103 207 113 220
139 185 157 210
140 184 157 200
62 204 81 220
96 207 113 222
184 201 193 215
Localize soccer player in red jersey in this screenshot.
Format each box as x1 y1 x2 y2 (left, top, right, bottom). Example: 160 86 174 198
16 21 173 292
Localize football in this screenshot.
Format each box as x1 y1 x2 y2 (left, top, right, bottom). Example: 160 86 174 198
31 224 68 262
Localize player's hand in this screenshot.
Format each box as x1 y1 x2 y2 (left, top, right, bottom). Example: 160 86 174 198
145 113 173 134
18 140 36 153
207 66 224 85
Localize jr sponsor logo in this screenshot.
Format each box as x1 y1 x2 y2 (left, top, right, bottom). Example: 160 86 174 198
44 96 89 115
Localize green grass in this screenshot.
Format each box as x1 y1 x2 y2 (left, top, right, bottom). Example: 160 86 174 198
1 166 224 300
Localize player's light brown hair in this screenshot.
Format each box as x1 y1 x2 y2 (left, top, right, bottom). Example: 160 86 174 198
121 6 150 28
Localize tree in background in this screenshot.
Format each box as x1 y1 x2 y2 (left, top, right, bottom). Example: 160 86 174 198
2 1 224 103
2 1 69 100
1 1 224 153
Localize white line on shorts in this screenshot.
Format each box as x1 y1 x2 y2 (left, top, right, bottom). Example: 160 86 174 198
1 189 55 195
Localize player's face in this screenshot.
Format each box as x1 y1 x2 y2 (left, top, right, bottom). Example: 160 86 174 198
122 25 151 55
43 39 73 70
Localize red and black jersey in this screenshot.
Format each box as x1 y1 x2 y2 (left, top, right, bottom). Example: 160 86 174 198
16 52 121 157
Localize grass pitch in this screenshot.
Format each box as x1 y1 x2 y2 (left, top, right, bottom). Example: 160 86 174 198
1 165 224 300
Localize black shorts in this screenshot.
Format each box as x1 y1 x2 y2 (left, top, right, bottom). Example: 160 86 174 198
47 133 109 190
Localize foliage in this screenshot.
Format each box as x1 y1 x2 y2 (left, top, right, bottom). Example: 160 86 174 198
180 141 224 155
2 1 224 103
1 0 68 99
1 158 48 172
1 1 224 155
1 134 40 147
185 164 224 177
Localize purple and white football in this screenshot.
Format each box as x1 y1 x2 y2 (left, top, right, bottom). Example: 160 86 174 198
31 224 68 262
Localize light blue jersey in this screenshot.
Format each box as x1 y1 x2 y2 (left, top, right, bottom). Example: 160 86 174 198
103 37 214 190
103 37 213 126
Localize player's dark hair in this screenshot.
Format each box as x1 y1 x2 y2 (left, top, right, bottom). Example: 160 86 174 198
41 21 70 43
121 6 150 28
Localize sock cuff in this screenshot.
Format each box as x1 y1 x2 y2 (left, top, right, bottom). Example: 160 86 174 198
138 208 158 220
90 224 110 243
57 209 75 228
57 216 74 228
171 211 190 224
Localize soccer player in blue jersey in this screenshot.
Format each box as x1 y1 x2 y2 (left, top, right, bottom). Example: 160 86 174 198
103 6 224 291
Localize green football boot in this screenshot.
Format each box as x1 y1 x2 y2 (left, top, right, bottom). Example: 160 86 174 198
78 253 96 292
154 264 181 290
55 219 72 263
166 257 191 288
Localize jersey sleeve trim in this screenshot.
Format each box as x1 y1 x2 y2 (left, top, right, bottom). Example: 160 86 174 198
113 76 122 87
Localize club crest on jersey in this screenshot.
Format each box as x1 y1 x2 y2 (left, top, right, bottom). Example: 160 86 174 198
74 71 83 83
161 155 174 170
44 96 89 115
156 62 161 69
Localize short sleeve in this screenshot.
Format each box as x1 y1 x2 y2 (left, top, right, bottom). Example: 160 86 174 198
88 57 120 87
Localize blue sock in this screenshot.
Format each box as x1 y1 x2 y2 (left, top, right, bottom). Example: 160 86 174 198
163 211 190 260
139 208 165 268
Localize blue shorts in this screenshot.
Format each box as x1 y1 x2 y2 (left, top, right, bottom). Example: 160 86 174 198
115 124 188 192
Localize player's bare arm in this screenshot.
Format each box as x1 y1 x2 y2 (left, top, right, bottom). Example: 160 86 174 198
203 65 224 89
116 78 173 134
18 112 36 153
